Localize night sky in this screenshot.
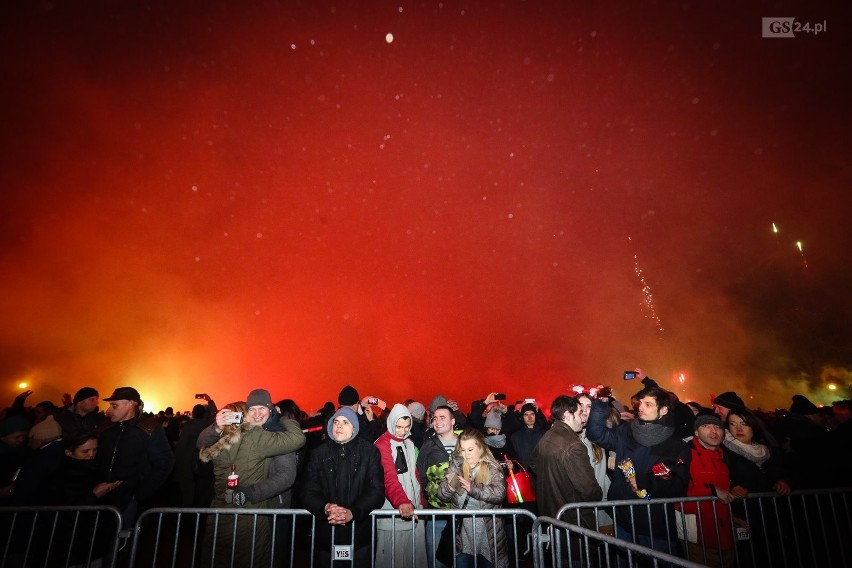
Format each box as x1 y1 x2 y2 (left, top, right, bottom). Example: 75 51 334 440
2 1 850 415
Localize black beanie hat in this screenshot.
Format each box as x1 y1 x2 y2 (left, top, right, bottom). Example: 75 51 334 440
73 387 99 404
713 391 745 410
338 385 360 406
694 412 724 430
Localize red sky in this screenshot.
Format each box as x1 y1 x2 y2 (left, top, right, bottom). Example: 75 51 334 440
2 1 850 415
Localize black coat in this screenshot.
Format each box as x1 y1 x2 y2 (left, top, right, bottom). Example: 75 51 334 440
95 412 175 508
300 435 386 551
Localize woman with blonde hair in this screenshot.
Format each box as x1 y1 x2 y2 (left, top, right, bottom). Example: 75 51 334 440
437 428 507 568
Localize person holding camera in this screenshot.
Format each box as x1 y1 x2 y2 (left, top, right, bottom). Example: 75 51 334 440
586 382 691 556
196 391 305 568
174 393 217 507
337 384 384 443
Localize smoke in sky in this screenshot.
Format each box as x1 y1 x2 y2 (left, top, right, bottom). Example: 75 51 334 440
2 1 850 414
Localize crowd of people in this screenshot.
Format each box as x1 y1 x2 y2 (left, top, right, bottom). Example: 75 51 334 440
0 370 850 567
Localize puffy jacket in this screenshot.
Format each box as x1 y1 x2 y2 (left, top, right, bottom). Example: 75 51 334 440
437 455 508 568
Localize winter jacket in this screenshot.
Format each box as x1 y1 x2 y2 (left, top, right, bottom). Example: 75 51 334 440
676 438 735 550
586 399 691 539
374 405 423 522
530 421 602 523
44 456 106 506
95 412 175 508
197 418 305 568
8 438 65 505
19 457 117 566
300 434 386 552
374 404 428 568
55 408 106 434
511 424 546 471
437 455 508 568
416 430 460 509
196 416 305 508
240 412 303 509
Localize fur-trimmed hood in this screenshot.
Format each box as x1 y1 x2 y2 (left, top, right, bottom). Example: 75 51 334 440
199 421 260 462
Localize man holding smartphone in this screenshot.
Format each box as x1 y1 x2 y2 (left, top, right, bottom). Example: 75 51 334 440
174 394 217 507
586 382 691 556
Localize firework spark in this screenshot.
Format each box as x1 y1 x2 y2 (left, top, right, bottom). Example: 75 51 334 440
630 238 664 334
796 241 808 269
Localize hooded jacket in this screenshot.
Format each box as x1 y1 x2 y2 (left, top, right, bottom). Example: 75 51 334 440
374 404 423 529
301 408 386 551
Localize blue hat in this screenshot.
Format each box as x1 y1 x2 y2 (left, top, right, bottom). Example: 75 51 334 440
327 407 359 442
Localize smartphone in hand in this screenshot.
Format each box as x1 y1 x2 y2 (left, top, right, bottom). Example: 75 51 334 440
448 472 461 492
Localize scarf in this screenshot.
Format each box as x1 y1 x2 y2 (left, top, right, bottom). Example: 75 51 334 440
485 434 506 448
630 419 674 447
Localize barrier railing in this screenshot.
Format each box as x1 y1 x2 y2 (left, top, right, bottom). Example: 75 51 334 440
0 505 123 568
532 515 708 568
3 489 849 568
370 507 538 568
126 507 316 568
556 489 852 568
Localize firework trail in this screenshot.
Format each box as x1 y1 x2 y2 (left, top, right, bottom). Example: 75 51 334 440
796 241 808 269
629 237 664 334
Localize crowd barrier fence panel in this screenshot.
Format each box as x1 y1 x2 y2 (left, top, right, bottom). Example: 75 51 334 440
6 489 848 568
555 488 852 568
532 515 709 568
0 505 122 568
370 508 538 568
126 507 316 568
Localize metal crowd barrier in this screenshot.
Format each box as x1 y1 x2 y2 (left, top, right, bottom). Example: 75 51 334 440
127 507 316 568
130 507 537 567
532 515 707 568
0 505 123 568
370 507 538 568
4 490 849 568
556 488 852 568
